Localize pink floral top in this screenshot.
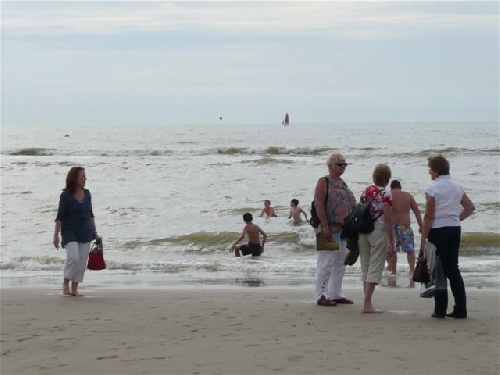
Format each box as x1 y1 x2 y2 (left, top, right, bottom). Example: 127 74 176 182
361 185 392 223
325 176 356 231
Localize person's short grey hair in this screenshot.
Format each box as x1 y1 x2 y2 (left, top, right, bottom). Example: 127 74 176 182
327 152 346 165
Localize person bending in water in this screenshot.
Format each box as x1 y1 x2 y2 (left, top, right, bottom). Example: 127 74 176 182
231 213 267 257
260 200 277 217
288 199 308 224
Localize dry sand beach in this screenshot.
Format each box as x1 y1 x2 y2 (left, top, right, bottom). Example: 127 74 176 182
1 287 499 375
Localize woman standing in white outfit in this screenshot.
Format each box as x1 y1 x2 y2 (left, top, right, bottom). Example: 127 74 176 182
314 153 356 306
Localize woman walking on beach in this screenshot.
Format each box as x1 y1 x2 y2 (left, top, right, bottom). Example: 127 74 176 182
53 167 97 296
358 164 393 313
313 152 356 306
421 155 475 319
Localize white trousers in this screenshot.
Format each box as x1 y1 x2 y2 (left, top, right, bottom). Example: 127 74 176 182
315 239 348 300
64 241 91 283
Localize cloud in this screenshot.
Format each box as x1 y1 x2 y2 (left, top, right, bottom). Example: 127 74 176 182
2 1 498 124
2 1 497 40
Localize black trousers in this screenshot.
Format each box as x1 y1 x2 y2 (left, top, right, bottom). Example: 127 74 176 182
428 226 467 316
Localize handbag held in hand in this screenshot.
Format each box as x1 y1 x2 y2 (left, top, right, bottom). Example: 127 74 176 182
87 236 107 271
412 257 430 283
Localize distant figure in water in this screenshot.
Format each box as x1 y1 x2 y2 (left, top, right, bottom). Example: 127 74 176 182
260 200 277 217
282 112 290 126
231 213 267 257
289 199 308 225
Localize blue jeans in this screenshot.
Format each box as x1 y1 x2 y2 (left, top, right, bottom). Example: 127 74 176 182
428 226 466 316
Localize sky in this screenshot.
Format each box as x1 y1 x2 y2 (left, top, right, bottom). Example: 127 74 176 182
1 1 499 126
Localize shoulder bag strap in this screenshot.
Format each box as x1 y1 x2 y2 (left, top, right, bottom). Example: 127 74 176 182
324 176 329 204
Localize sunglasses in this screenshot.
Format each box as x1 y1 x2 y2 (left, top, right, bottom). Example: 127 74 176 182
335 163 348 167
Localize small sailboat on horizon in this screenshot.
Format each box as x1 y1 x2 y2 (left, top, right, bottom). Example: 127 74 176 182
282 112 289 126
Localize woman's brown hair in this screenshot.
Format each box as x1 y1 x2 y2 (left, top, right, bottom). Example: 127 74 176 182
64 167 85 193
372 164 392 186
427 154 450 176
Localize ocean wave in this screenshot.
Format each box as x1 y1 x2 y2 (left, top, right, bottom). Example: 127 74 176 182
150 231 238 246
4 145 498 159
216 147 249 155
155 230 498 248
163 231 301 244
0 256 64 271
243 157 294 165
460 232 500 256
9 148 56 156
2 256 497 280
391 147 500 159
462 232 500 246
215 146 335 156
266 146 286 154
478 202 500 210
6 148 174 157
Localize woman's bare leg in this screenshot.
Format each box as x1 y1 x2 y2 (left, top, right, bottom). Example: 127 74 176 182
363 282 382 313
63 279 71 295
71 281 80 296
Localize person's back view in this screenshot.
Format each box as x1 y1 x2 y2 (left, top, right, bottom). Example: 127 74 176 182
289 199 307 224
230 213 267 257
388 180 423 279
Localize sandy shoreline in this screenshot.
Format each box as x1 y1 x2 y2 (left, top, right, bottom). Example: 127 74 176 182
1 286 499 375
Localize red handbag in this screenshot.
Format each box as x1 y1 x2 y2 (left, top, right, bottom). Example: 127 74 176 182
87 236 106 271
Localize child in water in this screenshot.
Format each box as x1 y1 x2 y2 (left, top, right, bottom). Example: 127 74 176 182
289 199 308 225
260 200 277 217
231 213 267 257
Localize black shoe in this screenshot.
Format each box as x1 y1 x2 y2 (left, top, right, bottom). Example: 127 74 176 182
445 312 467 319
317 295 337 306
431 313 445 319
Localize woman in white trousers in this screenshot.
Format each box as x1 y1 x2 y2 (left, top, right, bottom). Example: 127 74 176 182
54 166 97 296
314 152 356 306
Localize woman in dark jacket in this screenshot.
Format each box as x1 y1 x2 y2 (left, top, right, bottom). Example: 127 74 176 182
53 167 97 296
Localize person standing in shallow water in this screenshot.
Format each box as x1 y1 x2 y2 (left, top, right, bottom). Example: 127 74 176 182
260 200 277 217
421 154 475 319
53 167 97 296
231 213 267 257
314 152 356 306
289 199 308 225
387 179 423 282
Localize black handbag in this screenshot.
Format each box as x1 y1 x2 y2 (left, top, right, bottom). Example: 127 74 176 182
412 257 430 283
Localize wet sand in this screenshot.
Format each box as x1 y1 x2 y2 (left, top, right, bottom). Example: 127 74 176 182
1 287 499 374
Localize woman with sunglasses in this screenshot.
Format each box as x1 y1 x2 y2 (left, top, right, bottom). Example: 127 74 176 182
313 152 356 306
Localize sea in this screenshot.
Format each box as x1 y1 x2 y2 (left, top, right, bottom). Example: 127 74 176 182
1 121 499 290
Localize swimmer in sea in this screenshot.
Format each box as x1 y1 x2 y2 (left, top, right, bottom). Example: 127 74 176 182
260 200 277 217
231 213 267 257
288 199 308 225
